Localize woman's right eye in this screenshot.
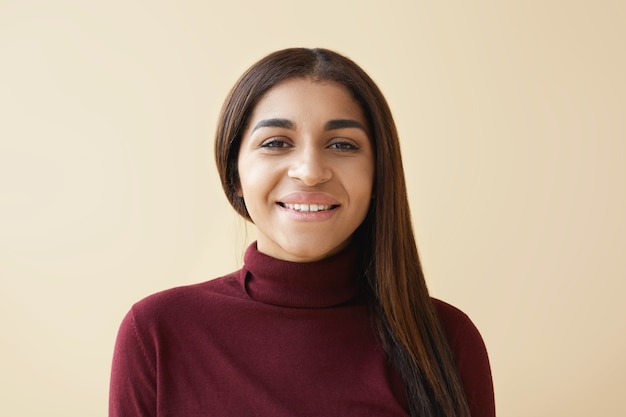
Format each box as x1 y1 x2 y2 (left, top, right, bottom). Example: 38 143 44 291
260 138 291 149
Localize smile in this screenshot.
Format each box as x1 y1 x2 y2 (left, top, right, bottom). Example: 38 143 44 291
279 203 338 212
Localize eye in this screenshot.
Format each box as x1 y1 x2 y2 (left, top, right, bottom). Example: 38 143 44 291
328 140 359 151
260 138 292 149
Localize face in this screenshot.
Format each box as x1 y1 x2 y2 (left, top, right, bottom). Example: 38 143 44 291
237 77 375 262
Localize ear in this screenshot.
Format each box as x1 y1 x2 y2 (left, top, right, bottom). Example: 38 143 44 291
235 182 243 198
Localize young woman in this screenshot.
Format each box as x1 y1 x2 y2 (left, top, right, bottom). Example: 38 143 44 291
110 48 495 417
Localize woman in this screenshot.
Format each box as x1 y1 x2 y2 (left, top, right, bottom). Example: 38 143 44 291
110 48 495 417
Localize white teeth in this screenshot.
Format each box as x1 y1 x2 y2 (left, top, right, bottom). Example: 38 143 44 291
283 203 333 212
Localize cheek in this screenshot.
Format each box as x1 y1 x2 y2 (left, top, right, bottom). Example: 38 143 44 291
236 155 259 197
238 174 257 199
358 161 375 200
350 176 375 218
236 162 274 209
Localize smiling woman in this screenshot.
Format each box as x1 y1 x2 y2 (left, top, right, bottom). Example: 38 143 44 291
109 48 495 417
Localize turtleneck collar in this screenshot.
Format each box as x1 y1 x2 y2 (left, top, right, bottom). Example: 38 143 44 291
240 242 364 308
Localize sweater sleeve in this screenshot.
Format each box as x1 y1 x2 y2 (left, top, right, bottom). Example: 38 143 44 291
109 308 157 417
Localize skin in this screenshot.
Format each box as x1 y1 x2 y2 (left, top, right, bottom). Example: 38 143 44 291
237 77 375 262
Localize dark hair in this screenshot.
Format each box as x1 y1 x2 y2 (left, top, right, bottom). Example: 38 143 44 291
215 48 470 417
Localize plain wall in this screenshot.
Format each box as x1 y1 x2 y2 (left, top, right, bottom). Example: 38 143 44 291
1 1 624 416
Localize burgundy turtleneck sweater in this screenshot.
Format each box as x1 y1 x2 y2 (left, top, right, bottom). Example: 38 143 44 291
109 243 494 417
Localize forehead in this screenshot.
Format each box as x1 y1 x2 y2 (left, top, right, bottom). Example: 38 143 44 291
248 78 366 122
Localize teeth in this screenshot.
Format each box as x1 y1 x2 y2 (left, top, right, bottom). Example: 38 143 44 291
283 203 334 212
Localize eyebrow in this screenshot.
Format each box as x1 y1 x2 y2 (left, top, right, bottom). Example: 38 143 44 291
251 118 294 132
252 118 367 133
324 119 368 132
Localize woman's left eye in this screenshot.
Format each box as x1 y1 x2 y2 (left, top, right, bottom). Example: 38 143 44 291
328 141 358 151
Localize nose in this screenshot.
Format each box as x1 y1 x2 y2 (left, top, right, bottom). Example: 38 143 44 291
287 147 332 186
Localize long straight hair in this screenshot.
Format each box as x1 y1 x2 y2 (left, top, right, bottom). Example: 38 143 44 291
214 48 471 417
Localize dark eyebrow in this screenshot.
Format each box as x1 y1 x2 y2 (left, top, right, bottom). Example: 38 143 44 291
251 118 294 132
325 119 368 132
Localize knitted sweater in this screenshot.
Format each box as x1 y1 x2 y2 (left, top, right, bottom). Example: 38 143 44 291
109 243 495 416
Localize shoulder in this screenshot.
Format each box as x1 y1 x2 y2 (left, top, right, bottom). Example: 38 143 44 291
126 271 245 328
431 298 496 417
110 273 243 415
431 297 469 322
113 270 245 357
431 298 475 340
431 297 487 359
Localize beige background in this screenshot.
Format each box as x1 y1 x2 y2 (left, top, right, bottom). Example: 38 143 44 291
1 1 625 416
